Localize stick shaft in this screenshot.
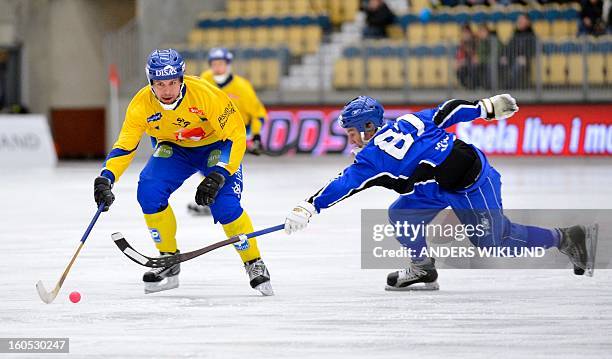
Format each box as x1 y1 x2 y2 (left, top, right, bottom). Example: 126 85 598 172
245 224 285 239
38 204 105 303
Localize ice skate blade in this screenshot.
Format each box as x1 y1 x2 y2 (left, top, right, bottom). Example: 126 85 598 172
585 223 598 277
144 276 179 294
385 281 440 291
254 281 274 296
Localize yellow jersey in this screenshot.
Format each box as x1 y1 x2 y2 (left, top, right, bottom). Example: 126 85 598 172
102 76 246 182
200 70 267 136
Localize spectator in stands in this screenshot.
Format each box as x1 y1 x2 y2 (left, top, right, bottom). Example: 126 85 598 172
474 24 500 89
500 14 536 89
579 0 607 35
456 24 478 89
361 0 396 39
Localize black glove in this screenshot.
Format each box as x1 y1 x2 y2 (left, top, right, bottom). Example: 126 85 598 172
94 176 115 211
249 134 263 156
195 171 226 206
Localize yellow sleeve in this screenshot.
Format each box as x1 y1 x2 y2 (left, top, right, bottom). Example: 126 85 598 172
242 80 267 136
207 90 246 175
101 99 147 183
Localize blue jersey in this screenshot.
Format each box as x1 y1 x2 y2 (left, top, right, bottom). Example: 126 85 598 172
308 99 488 212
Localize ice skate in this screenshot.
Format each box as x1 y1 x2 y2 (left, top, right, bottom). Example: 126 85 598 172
245 258 274 296
386 257 439 291
143 251 181 294
187 202 211 216
558 224 598 277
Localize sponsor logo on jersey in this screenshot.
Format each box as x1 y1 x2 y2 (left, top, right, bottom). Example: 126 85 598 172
149 228 161 243
147 113 162 123
207 149 221 167
217 103 236 129
228 93 239 99
153 144 173 158
435 135 450 151
155 65 178 77
175 127 210 141
232 181 242 196
189 107 205 116
233 238 250 251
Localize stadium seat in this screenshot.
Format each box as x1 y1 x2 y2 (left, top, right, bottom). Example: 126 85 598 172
425 23 443 45
204 28 222 47
407 23 425 45
533 20 550 39
304 25 322 54
386 57 405 88
548 53 567 85
288 25 305 55
551 20 570 39
567 53 583 86
244 0 258 17
291 0 311 15
587 53 605 85
334 58 350 89
496 21 514 44
367 58 386 89
227 0 241 17
436 56 450 87
188 30 205 48
606 55 612 85
348 58 365 88
249 59 265 89
442 23 460 43
254 27 269 47
421 56 437 88
260 0 276 16
387 24 404 40
265 58 280 88
411 0 430 14
407 57 422 87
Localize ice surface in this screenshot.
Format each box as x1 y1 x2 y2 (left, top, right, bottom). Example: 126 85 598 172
1 156 611 358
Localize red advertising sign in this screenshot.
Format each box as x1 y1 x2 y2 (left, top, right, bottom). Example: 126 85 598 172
261 104 612 156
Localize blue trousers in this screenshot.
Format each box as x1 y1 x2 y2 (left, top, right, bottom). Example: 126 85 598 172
138 141 244 225
388 165 558 257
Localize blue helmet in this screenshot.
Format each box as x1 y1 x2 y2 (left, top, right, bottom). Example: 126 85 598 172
145 49 185 83
208 47 233 64
338 96 385 132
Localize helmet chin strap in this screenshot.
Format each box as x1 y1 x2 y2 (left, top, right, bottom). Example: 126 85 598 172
151 81 185 111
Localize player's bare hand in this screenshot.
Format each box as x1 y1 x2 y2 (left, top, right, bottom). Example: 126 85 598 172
285 201 316 234
480 94 518 120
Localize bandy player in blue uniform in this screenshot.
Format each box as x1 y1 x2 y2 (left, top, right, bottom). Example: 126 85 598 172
284 95 598 290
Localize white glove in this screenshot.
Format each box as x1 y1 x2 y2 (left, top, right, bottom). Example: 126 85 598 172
479 94 518 120
284 201 316 234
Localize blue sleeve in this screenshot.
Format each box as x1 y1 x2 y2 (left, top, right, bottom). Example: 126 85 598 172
307 156 379 213
425 99 485 129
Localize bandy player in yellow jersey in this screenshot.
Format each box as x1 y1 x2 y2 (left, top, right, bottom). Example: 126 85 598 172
202 48 267 155
188 47 269 216
93 49 273 295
